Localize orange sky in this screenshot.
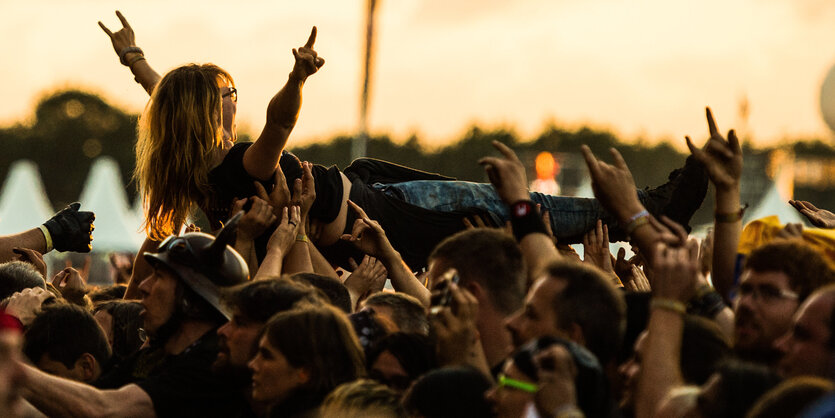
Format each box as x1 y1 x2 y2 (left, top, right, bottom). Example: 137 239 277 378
3 0 835 149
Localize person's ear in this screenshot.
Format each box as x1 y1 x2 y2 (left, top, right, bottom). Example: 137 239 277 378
464 280 482 299
567 322 585 347
76 353 99 382
296 368 310 385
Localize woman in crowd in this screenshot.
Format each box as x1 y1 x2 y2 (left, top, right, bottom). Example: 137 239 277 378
248 305 365 417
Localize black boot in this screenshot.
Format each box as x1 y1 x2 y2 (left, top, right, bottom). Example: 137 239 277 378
642 155 709 233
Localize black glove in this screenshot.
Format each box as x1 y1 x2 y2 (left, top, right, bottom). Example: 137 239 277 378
42 203 95 253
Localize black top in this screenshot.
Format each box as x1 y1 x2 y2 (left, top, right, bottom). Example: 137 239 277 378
95 331 247 418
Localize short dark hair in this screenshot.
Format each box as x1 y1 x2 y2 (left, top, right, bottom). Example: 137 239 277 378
363 292 428 335
88 284 128 303
0 261 45 300
24 303 111 369
680 315 731 385
545 261 626 365
290 273 353 313
744 241 835 302
403 366 493 418
367 332 437 386
222 277 325 323
429 229 525 314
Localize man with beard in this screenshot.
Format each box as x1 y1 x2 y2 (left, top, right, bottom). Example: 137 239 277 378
15 216 249 417
733 240 835 365
213 278 325 416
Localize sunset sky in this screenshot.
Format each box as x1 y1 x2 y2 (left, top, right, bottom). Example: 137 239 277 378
3 0 835 149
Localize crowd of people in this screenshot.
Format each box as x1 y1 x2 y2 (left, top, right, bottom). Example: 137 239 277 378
1 9 835 418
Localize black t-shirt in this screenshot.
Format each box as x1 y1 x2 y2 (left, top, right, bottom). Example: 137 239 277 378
95 330 247 418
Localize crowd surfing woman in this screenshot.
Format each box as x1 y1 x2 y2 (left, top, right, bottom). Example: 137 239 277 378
100 11 707 280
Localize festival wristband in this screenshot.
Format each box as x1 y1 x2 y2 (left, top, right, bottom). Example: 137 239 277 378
509 200 548 241
37 225 53 252
650 298 687 316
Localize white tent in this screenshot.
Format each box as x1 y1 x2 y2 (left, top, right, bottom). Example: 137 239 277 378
745 182 806 225
78 157 144 252
0 160 53 234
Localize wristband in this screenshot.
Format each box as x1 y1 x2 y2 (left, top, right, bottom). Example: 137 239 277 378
715 204 748 223
118 46 144 66
509 200 548 241
127 55 146 67
627 210 649 223
295 234 309 243
650 298 687 316
625 215 650 236
37 225 53 252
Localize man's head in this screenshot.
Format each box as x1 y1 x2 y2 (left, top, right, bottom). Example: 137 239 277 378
428 229 526 316
775 284 835 378
0 261 45 301
214 278 324 380
290 273 352 313
139 217 249 342
734 241 835 359
23 303 111 383
362 292 428 335
505 261 626 365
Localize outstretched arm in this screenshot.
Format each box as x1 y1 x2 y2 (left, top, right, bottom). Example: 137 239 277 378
479 141 560 282
22 362 154 418
99 11 161 95
686 107 743 302
243 27 325 181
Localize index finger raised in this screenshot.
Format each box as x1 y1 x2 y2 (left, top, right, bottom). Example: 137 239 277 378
580 145 600 175
98 21 113 37
705 107 719 138
347 200 370 220
304 26 317 49
490 140 521 163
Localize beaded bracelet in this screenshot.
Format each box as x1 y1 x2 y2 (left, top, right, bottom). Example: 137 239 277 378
650 298 687 316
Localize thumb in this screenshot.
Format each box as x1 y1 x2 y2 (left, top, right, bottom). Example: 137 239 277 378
68 202 81 211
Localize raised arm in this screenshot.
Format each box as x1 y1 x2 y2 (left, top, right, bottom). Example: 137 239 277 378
479 140 560 281
243 27 325 181
685 107 743 302
340 200 430 307
99 11 162 95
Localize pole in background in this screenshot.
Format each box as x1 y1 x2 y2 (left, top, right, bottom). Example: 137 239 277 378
354 0 378 160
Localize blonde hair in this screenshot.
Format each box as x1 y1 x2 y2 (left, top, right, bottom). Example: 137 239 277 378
135 64 234 240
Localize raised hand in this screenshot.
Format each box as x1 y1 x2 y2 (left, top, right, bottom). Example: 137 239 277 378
232 197 277 241
790 200 835 229
254 166 292 217
265 205 301 255
295 162 316 222
51 267 89 306
343 255 388 310
98 11 139 62
12 247 46 279
651 238 701 302
290 27 325 81
5 287 54 327
340 200 395 259
533 345 579 417
431 279 483 367
582 220 615 274
685 107 743 191
580 145 643 221
776 222 804 241
478 141 530 205
42 203 95 253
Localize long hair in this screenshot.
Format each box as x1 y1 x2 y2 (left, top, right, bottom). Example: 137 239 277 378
264 305 365 414
135 64 234 240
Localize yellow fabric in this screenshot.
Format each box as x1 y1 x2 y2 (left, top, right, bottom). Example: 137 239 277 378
738 216 835 261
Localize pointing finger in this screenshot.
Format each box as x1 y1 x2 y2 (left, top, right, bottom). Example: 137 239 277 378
304 26 317 49
347 200 370 221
